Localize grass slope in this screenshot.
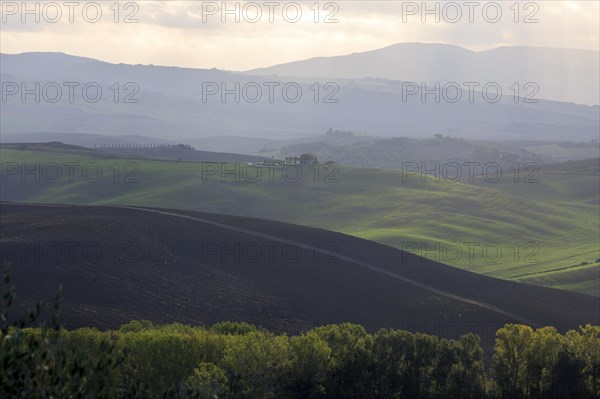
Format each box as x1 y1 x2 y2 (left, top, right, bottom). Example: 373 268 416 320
1 147 598 295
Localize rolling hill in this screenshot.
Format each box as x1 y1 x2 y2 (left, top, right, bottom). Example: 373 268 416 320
0 142 264 163
1 203 598 346
1 146 598 295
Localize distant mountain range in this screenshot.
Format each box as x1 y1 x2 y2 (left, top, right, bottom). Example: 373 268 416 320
247 43 600 106
1 45 598 141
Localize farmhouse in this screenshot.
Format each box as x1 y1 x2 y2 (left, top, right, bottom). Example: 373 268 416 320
256 156 301 167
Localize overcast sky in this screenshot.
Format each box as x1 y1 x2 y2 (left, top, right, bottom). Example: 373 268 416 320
1 1 598 70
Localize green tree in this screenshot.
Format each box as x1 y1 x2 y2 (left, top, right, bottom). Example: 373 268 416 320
577 325 600 398
119 319 154 333
185 362 229 399
220 331 293 398
312 323 373 399
449 333 485 399
119 329 205 397
300 153 318 167
210 321 259 336
401 332 439 398
492 324 533 399
369 328 414 398
552 333 586 399
524 326 562 398
289 332 332 398
431 338 459 397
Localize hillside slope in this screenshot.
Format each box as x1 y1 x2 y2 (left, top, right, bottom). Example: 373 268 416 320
1 149 598 295
1 203 598 344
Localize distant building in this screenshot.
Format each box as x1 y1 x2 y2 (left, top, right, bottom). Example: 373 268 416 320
256 156 301 167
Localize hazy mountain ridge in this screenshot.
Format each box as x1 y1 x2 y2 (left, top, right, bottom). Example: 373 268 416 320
247 43 600 106
1 50 599 141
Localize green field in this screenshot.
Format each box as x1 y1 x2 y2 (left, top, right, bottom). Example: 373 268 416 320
523 143 600 161
2 147 598 295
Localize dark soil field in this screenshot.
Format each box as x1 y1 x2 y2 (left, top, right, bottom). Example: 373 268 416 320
1 203 597 347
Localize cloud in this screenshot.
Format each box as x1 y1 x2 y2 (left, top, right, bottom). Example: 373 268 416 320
1 1 598 70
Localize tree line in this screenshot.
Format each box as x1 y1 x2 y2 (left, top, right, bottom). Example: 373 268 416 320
1 274 599 398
